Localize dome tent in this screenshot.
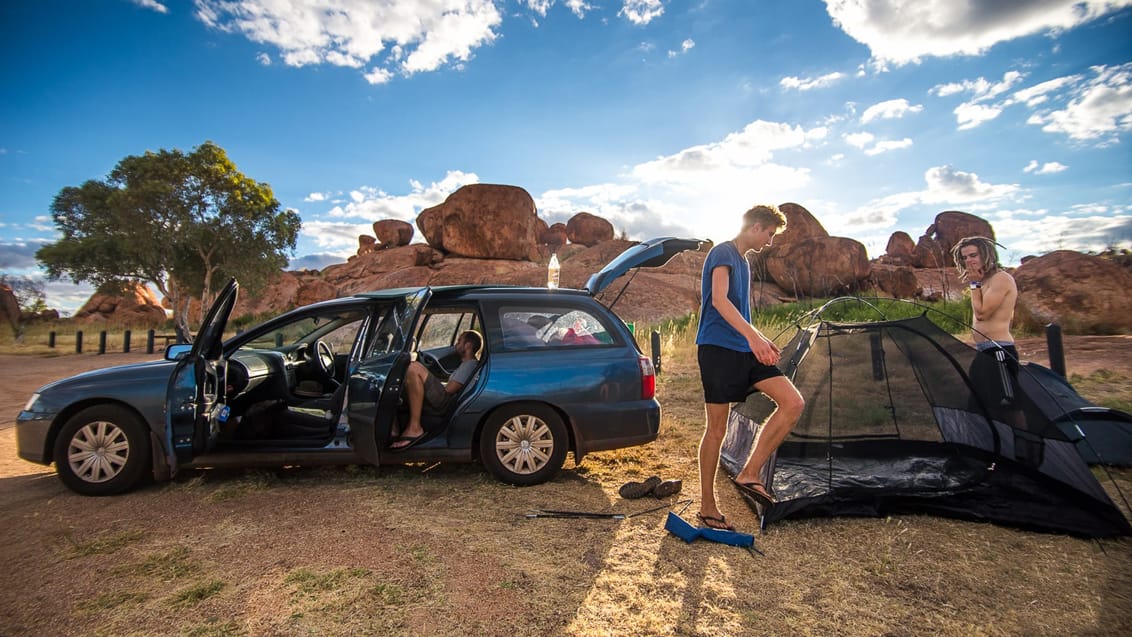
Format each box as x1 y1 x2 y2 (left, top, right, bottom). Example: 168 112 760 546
721 299 1131 538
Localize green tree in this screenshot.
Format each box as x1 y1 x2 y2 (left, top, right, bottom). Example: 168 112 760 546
37 141 301 335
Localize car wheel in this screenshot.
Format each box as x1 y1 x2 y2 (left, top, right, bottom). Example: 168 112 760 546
479 403 568 486
53 405 150 496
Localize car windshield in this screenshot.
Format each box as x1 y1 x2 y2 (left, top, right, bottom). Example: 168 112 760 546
241 311 368 353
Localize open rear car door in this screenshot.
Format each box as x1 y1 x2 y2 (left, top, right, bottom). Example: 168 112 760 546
164 278 239 475
585 237 703 298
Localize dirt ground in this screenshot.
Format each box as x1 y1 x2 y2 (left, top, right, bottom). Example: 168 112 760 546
1 337 1129 636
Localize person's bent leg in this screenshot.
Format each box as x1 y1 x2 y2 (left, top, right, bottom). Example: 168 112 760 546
398 362 428 441
736 376 804 485
698 402 731 525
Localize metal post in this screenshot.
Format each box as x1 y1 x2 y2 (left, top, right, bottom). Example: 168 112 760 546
123 329 132 353
48 331 56 348
651 330 662 375
147 329 156 354
1046 323 1066 377
75 330 83 354
98 330 107 354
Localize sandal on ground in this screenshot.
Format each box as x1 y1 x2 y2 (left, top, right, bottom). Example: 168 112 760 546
731 477 777 507
618 475 662 499
390 433 426 451
695 512 735 531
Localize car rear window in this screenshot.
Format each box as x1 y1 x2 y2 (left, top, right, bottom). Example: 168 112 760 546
499 307 615 351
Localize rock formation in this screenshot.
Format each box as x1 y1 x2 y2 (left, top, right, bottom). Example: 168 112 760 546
73 281 167 325
566 212 614 247
416 184 539 260
1013 250 1132 333
1 284 19 333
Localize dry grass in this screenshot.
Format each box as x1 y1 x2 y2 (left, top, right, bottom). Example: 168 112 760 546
2 332 1131 636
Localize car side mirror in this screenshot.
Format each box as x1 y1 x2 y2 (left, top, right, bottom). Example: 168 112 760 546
165 344 192 361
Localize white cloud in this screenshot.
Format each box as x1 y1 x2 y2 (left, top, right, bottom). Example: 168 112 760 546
780 71 845 91
954 102 1003 130
1025 63 1132 141
990 207 1132 256
194 0 503 81
1023 160 1068 174
860 98 923 123
864 138 912 155
843 131 875 149
1012 75 1081 107
668 38 695 58
620 0 664 25
825 0 1132 65
304 192 328 202
838 165 1020 232
132 0 168 13
524 0 554 16
256 52 271 65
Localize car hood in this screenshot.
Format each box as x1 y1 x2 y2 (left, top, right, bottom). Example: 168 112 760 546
585 237 703 296
34 359 177 394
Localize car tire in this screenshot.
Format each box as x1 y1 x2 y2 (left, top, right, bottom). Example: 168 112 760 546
53 405 151 496
479 403 568 486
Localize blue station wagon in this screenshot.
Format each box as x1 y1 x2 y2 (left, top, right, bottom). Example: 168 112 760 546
16 238 701 495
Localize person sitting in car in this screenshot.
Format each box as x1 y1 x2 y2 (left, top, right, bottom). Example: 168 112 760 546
391 329 482 450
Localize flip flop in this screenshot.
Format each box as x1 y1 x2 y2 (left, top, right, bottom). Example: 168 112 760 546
389 433 426 451
695 512 735 531
731 477 777 508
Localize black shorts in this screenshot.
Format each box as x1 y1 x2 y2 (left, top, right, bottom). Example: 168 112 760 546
698 344 784 404
969 344 1020 409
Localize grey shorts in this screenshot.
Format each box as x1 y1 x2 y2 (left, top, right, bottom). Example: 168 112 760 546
424 375 455 413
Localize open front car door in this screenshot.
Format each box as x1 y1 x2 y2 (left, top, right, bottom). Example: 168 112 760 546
164 278 239 475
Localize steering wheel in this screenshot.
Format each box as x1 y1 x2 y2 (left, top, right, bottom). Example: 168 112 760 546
313 340 336 382
418 351 449 376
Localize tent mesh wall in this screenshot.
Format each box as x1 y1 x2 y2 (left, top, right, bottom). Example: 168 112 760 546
720 315 1130 538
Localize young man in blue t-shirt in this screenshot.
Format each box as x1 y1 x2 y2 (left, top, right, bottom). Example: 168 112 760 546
695 204 804 530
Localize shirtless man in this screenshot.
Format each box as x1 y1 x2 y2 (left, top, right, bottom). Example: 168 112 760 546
952 236 1023 426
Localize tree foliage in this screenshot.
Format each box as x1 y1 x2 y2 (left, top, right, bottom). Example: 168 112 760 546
0 274 48 313
37 141 301 332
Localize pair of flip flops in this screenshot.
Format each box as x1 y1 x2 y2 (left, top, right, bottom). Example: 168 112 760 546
618 475 683 499
389 433 426 451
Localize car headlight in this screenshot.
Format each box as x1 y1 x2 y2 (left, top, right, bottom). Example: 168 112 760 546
22 393 41 412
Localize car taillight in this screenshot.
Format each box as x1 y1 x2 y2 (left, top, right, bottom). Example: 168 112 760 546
638 355 656 399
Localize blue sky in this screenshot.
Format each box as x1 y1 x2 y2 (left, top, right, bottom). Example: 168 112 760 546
2 0 1131 314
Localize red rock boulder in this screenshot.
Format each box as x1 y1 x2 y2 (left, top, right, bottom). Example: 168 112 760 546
879 231 916 265
566 212 614 247
373 219 414 247
869 264 920 299
929 211 995 256
913 234 947 269
416 184 539 260
765 236 870 297
358 235 377 255
74 281 167 325
1013 250 1132 334
541 222 568 249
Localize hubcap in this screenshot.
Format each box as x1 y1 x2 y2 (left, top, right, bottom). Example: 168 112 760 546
67 420 129 483
495 414 554 475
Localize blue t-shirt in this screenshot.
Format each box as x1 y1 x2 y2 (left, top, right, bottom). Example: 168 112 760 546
696 241 751 352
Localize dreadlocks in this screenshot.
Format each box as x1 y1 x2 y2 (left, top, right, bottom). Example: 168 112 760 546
951 236 1001 280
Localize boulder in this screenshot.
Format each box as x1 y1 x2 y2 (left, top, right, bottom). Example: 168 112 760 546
566 212 614 247
373 219 414 247
541 222 568 249
1013 250 1132 334
416 184 539 260
323 244 440 289
74 281 167 326
913 234 947 269
776 202 829 246
913 268 967 302
869 264 920 299
929 211 994 256
879 231 916 265
765 236 870 297
1 284 19 333
358 235 377 255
